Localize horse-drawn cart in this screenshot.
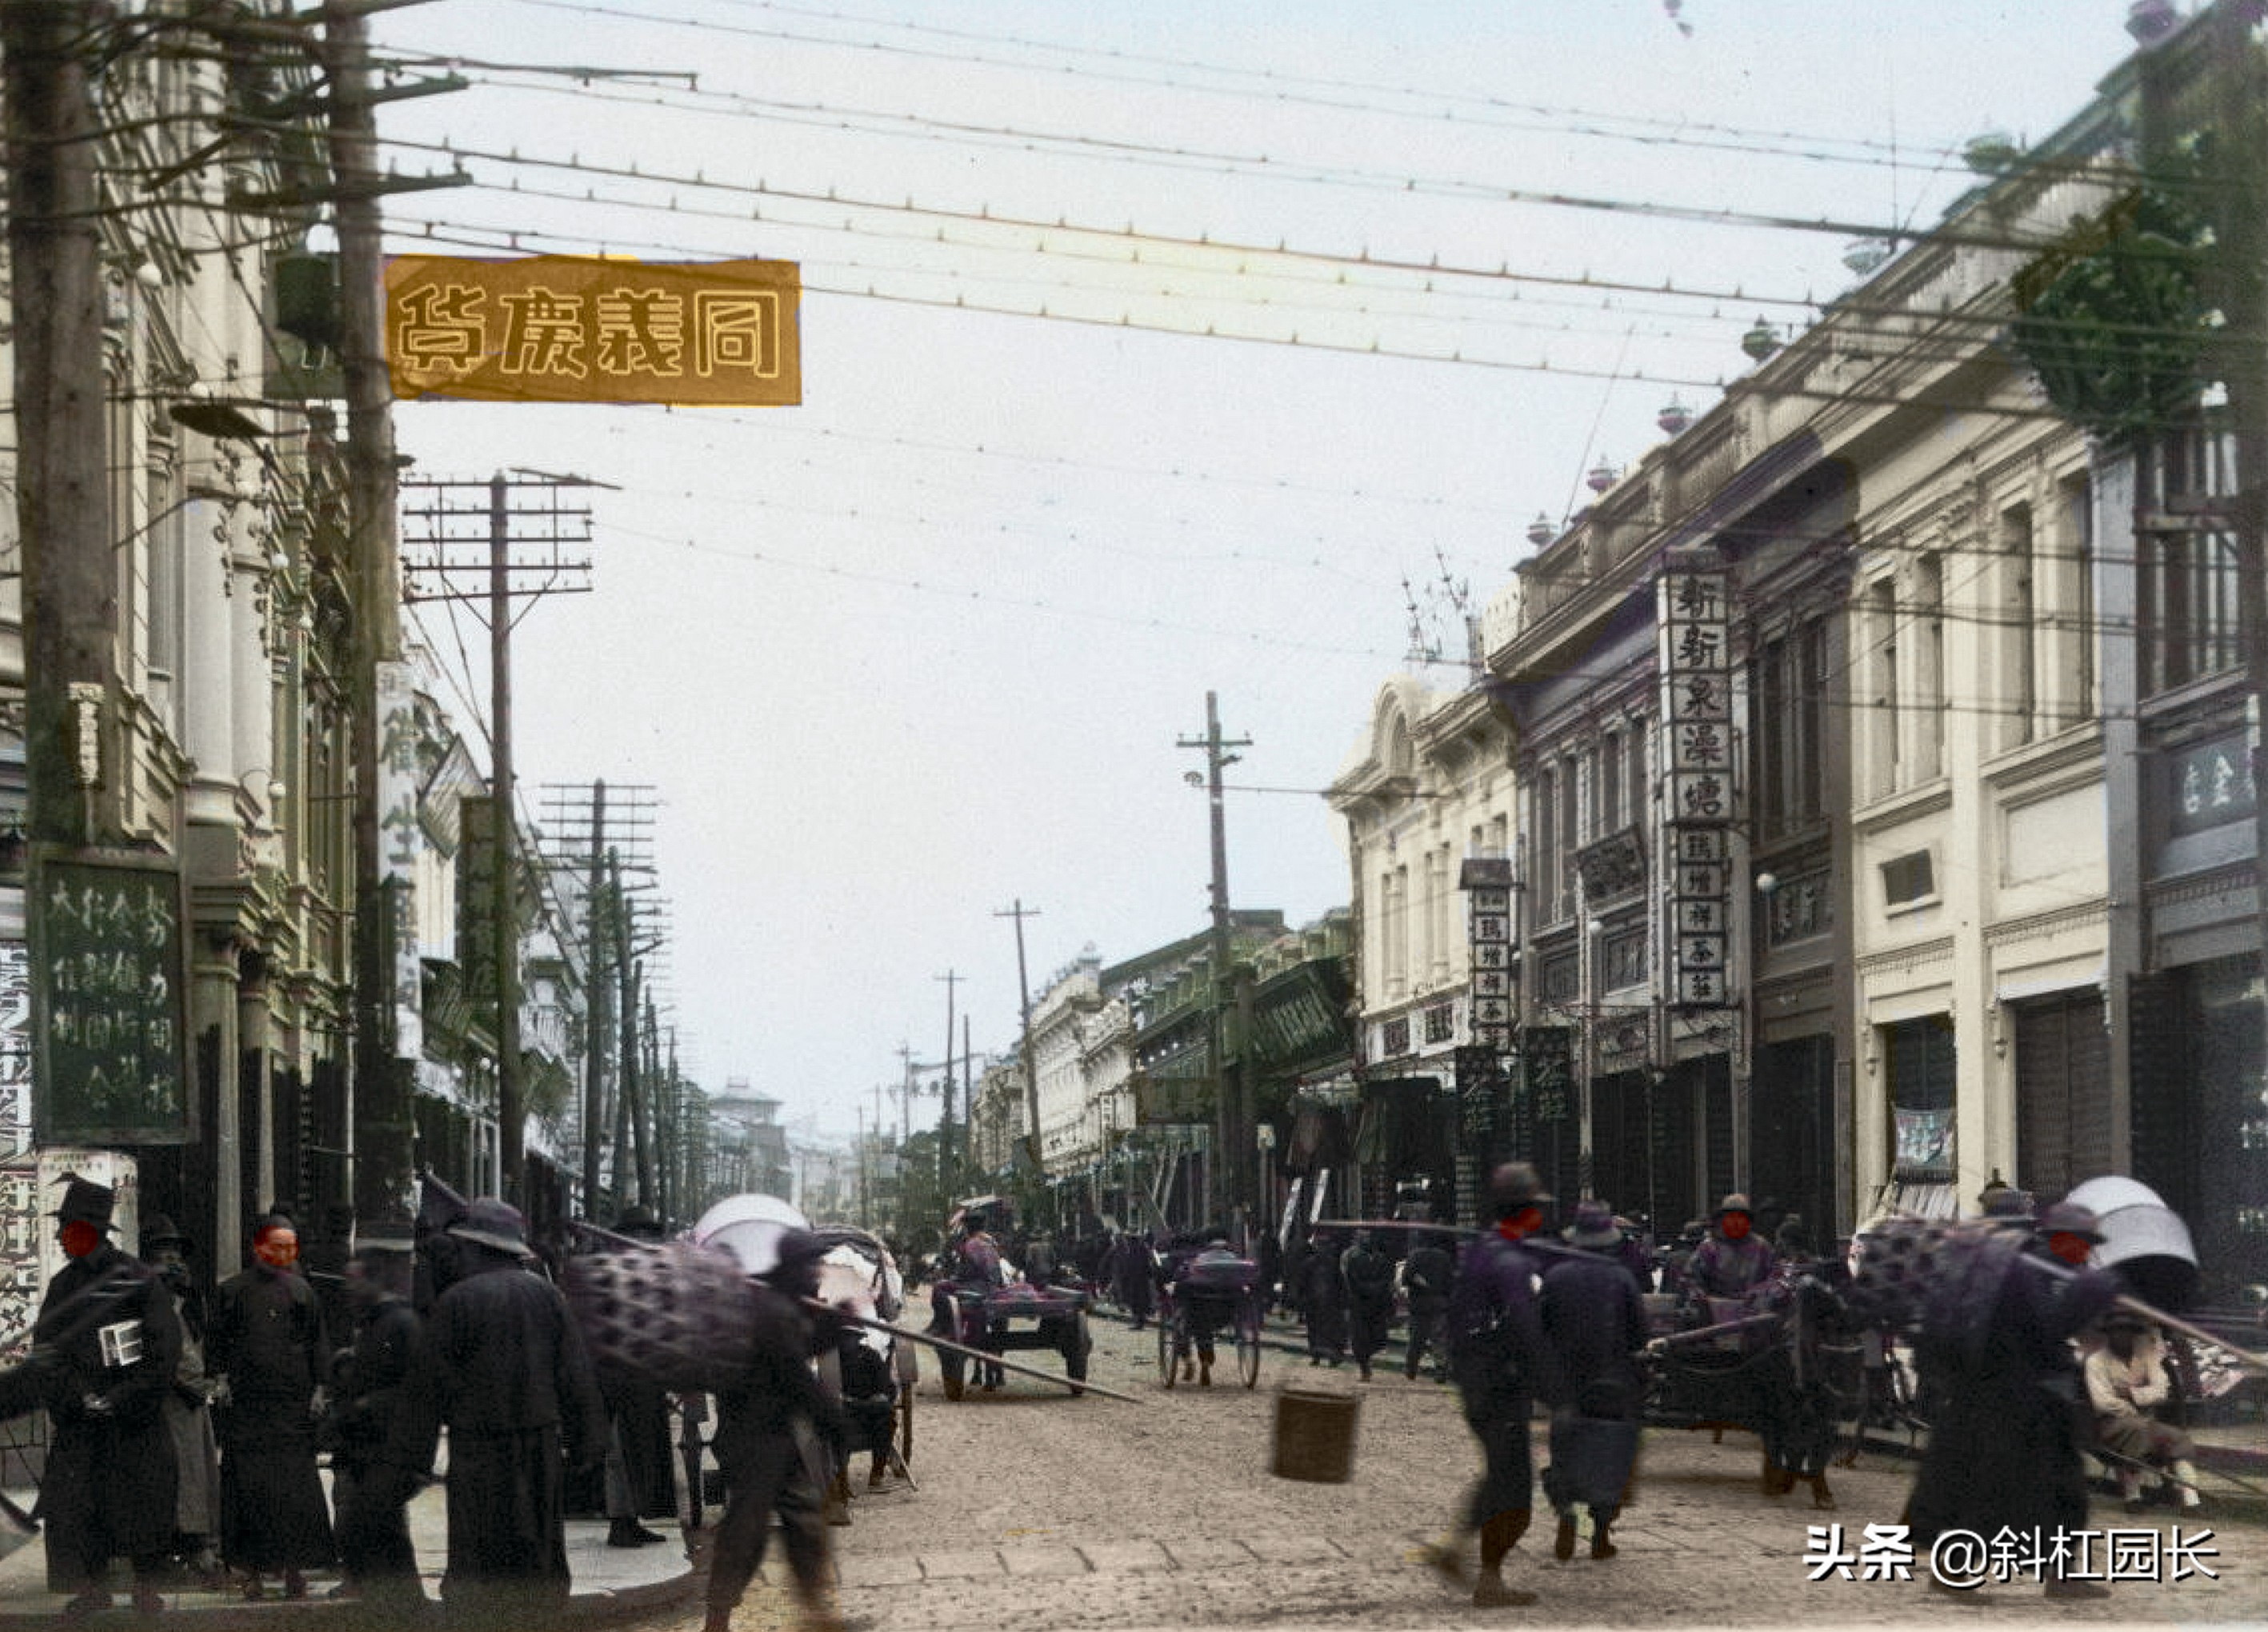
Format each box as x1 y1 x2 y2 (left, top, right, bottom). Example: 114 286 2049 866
1640 1282 1865 1507
930 1277 1094 1400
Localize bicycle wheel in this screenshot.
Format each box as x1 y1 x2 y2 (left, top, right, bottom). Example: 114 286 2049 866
1237 1306 1262 1389
1158 1314 1178 1389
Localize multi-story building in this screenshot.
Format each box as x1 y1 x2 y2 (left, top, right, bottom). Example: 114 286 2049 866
1330 670 1518 1222
1343 2 2266 1296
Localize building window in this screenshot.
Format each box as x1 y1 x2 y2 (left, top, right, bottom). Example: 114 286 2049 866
1538 947 1579 1005
2138 426 2242 698
1755 617 1826 839
2001 506 2035 747
1867 577 1899 797
1600 732 1622 841
1423 1002 1454 1045
2059 474 2096 723
1601 926 1647 990
1382 1014 1411 1058
1915 553 1944 778
1881 848 1936 908
1533 766 1560 926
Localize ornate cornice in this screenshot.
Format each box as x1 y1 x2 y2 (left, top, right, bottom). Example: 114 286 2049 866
1854 934 1956 982
1982 898 2109 950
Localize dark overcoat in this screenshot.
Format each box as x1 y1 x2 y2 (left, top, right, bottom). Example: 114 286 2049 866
210 1262 336 1570
33 1246 182 1589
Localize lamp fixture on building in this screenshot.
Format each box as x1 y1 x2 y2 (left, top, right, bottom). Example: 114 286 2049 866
1741 318 1781 362
1527 513 1555 546
2126 0 2178 46
1842 238 1894 276
1755 871 1780 896
1586 461 1618 494
1656 397 1692 435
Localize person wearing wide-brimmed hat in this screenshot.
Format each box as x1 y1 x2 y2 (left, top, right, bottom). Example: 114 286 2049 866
1683 1193 1777 1302
1539 1200 1648 1566
30 1174 184 1618
378 1197 608 1624
1902 1198 2123 1598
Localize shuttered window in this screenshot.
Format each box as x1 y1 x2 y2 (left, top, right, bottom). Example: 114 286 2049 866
2014 991 2111 1200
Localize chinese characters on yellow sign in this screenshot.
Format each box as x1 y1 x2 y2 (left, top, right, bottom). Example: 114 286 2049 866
383 255 800 406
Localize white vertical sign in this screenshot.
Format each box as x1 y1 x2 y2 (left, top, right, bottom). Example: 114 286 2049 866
1658 558 1736 1009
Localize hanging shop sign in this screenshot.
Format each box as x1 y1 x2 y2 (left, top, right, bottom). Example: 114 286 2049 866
30 851 190 1145
384 255 801 406
1460 854 1516 1053
1658 553 1736 1010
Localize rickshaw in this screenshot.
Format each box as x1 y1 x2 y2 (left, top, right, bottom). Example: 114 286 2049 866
1156 1247 1267 1390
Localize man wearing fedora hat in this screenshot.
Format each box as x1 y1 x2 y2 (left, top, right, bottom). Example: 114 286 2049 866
382 1197 608 1625
32 1174 183 1619
1902 1199 2123 1599
1423 1162 1564 1608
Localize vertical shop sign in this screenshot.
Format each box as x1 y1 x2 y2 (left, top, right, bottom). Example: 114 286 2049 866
1659 554 1736 1009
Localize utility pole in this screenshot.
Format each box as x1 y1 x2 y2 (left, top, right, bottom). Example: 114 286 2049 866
937 968 962 1195
541 781 654 1218
582 779 608 1218
1178 694 1251 1226
317 0 469 1241
404 474 593 1202
995 900 1042 1184
6 1 108 855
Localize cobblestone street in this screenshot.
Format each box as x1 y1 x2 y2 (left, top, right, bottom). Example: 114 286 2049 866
694 1314 2267 1632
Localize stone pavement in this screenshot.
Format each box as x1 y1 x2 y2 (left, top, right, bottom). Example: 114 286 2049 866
0 1471 700 1629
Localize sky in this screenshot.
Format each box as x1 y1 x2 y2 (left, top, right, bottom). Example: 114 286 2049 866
364 0 2150 1146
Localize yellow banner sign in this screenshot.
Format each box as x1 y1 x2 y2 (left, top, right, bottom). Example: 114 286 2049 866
383 254 800 406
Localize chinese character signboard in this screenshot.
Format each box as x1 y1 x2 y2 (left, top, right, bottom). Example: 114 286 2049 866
377 660 422 1060
385 255 801 406
1461 855 1516 1053
30 853 190 1145
1659 556 1736 1008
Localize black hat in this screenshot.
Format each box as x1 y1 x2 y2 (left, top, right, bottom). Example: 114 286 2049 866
446 1198 533 1257
141 1214 188 1251
2034 1202 2106 1243
1487 1162 1553 1217
1562 1200 1622 1250
1714 1192 1754 1218
768 1228 827 1270
50 1174 115 1229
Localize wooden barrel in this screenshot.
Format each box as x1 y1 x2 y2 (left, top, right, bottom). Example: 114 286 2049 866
1271 1383 1360 1483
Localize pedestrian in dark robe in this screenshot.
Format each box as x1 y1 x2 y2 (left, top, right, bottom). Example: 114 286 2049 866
1539 1200 1646 1563
1400 1230 1456 1382
33 1175 182 1619
1110 1233 1155 1331
330 1242 424 1610
1297 1231 1347 1367
209 1213 336 1597
1340 1230 1397 1382
601 1206 676 1546
381 1199 608 1627
1902 1202 2122 1600
704 1230 850 1632
141 1214 223 1586
1425 1163 1562 1609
